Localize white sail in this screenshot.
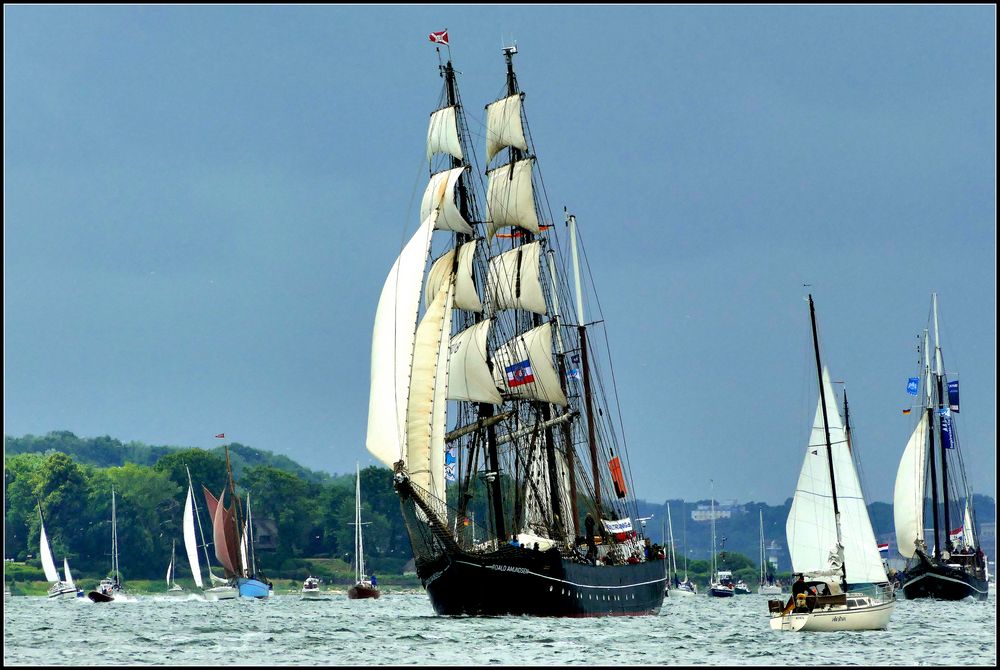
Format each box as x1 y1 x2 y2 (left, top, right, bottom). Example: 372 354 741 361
787 367 887 585
406 278 454 514
448 319 503 404
486 241 548 315
427 105 463 162
486 159 539 240
166 556 173 586
182 484 204 588
492 321 568 406
485 93 528 164
892 413 928 559
366 213 436 467
455 241 482 312
38 515 61 584
63 558 75 589
420 167 473 235
963 502 976 549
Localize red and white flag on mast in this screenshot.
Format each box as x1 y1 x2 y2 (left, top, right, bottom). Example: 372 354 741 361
215 433 225 439
429 29 449 45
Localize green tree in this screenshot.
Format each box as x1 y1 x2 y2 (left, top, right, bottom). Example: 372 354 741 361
153 448 228 499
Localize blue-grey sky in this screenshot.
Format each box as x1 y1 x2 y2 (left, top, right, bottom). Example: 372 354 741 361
4 5 995 505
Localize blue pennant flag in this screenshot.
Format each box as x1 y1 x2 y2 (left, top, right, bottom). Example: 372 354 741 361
906 377 920 396
445 447 458 481
940 411 955 450
947 380 960 412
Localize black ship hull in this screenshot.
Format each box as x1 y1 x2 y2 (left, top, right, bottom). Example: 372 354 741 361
901 562 989 601
417 546 666 616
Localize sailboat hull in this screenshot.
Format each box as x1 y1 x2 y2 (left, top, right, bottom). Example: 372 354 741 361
769 599 894 631
901 564 989 601
203 586 238 600
47 584 78 599
417 548 666 617
347 583 381 600
237 577 271 599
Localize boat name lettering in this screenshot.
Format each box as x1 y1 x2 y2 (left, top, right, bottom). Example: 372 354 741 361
486 564 530 574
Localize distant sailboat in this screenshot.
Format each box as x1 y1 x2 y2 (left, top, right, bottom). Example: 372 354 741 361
666 503 695 597
37 504 77 599
88 486 125 602
348 463 380 600
707 483 734 598
165 540 183 592
893 293 989 601
183 466 237 600
202 446 271 599
758 509 782 596
767 295 894 631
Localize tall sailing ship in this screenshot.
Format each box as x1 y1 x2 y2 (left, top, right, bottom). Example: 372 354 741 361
365 40 667 616
892 293 989 601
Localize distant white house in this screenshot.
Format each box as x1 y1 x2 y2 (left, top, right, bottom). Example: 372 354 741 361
691 501 745 522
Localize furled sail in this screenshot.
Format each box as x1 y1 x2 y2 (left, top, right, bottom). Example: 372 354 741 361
448 319 502 404
38 515 61 584
406 278 455 518
485 93 528 164
183 484 204 588
421 167 473 235
492 322 568 406
787 367 887 585
486 159 539 240
427 105 463 162
366 213 436 468
486 241 547 315
892 413 928 559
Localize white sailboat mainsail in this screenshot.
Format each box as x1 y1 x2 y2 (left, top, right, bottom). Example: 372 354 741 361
182 483 204 588
787 367 887 585
366 213 437 468
38 515 62 584
893 413 928 559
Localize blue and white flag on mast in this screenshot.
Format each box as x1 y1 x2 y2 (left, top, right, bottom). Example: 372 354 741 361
947 380 960 412
939 409 955 449
906 377 920 396
445 447 458 481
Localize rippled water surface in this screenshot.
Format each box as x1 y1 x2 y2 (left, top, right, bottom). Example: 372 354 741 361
4 590 996 665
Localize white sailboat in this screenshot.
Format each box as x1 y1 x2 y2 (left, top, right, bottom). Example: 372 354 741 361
768 294 894 631
707 483 734 598
183 467 237 600
38 504 77 599
758 509 782 595
165 540 183 592
666 503 695 597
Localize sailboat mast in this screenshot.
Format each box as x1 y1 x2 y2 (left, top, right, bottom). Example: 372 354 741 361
932 293 953 552
568 212 602 520
807 294 846 587
843 389 853 455
759 509 765 584
710 480 716 579
922 327 942 558
223 445 247 577
356 463 363 581
111 486 119 585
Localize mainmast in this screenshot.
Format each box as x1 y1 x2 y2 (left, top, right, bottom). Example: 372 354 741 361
932 293 953 553
807 294 847 588
922 327 942 559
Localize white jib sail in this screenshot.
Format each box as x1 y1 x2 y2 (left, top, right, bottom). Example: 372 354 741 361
486 159 539 240
893 412 928 559
406 277 454 516
39 517 61 584
366 213 436 467
420 167 473 235
166 556 173 586
963 502 976 549
492 321 568 407
485 93 528 164
63 558 75 589
448 319 502 404
427 105 463 162
183 484 204 588
787 367 887 585
486 241 548 315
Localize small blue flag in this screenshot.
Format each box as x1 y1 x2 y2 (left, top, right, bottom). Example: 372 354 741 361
566 368 581 381
947 380 960 413
906 377 920 396
445 447 458 481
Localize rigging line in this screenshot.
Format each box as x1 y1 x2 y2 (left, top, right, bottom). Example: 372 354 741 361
575 224 639 508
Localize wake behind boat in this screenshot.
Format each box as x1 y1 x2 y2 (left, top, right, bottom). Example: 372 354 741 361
767 295 894 631
364 38 666 616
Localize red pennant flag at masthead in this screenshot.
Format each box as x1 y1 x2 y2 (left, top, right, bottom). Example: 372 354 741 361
429 29 449 45
215 433 225 439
